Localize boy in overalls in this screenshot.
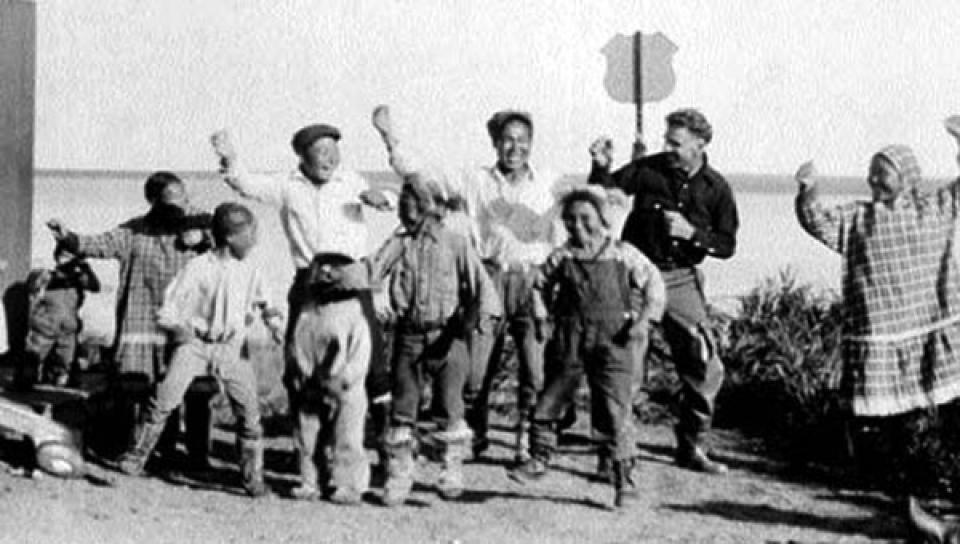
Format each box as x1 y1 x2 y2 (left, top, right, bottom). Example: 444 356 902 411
509 188 665 508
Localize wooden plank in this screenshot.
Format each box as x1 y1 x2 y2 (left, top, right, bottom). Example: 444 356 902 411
0 0 37 354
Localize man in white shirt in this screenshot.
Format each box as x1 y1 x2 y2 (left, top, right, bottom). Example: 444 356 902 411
372 106 565 462
210 125 394 452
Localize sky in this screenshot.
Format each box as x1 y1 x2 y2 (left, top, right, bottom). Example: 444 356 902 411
33 0 960 178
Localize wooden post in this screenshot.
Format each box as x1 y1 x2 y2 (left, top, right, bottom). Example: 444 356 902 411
632 31 646 159
0 0 36 353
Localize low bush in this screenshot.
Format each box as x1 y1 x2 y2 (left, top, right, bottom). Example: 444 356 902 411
715 269 960 500
715 270 849 465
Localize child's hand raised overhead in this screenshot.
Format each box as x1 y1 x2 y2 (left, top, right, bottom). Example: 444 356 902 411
794 161 817 190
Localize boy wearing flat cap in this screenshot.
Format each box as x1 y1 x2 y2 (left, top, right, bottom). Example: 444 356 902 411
210 125 396 476
332 172 501 506
372 105 565 464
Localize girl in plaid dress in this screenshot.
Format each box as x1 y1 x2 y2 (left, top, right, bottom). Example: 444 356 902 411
794 116 960 416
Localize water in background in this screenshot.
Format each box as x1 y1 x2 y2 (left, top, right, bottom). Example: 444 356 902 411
30 169 858 341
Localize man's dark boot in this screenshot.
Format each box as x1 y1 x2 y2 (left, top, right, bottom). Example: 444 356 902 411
612 458 639 508
116 420 166 476
674 426 728 475
368 397 391 481
239 438 268 498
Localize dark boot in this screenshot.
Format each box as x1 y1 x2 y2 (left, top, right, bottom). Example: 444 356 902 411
612 458 639 508
382 426 416 507
117 420 166 476
674 426 728 475
368 398 392 481
239 438 268 498
595 449 612 483
184 389 214 473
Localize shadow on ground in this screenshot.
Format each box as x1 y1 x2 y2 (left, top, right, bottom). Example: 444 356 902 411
662 499 904 541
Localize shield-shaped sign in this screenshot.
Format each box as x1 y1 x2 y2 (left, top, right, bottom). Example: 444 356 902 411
602 32 678 104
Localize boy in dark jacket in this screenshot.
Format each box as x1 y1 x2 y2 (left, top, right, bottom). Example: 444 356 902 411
17 244 100 388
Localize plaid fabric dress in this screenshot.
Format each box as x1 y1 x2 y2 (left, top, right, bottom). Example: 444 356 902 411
797 145 960 416
76 209 211 381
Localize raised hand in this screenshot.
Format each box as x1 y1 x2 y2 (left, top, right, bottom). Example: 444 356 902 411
589 136 614 168
372 105 393 138
46 219 69 241
210 129 237 170
794 160 816 190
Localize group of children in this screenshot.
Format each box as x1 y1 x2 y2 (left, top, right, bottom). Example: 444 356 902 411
16 114 960 515
13 160 664 508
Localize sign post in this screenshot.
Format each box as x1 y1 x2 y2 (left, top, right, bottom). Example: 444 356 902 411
0 0 36 353
601 31 678 159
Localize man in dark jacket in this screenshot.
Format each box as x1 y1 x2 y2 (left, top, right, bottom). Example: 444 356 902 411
588 108 739 474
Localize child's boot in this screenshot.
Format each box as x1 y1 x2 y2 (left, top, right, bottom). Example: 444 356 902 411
434 420 473 500
116 420 165 476
382 426 416 507
612 457 639 508
596 449 613 483
514 410 532 464
368 395 392 481
240 438 268 498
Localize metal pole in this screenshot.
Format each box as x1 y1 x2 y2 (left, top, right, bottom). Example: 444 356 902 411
0 0 36 354
632 31 646 159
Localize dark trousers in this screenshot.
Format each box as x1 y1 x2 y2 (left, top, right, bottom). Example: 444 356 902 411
660 268 724 443
392 329 467 429
465 265 544 438
530 319 637 462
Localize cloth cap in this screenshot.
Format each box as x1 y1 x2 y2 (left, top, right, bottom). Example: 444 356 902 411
402 172 447 216
486 110 533 142
291 124 341 156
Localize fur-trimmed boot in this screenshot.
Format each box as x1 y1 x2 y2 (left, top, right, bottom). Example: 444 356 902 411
382 426 416 507
116 420 166 476
434 420 473 500
239 438 268 498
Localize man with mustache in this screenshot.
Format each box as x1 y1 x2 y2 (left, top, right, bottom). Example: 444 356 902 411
588 108 739 475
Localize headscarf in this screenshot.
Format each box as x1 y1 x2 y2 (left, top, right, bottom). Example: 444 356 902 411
873 144 925 206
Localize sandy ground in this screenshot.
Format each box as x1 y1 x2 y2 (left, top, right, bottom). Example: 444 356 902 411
0 416 908 544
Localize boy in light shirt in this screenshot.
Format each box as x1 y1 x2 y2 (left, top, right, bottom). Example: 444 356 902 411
116 202 284 497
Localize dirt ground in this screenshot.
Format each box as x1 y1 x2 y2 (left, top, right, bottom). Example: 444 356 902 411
0 413 911 544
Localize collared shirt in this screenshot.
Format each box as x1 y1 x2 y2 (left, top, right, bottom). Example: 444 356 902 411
390 145 565 267
533 236 666 323
354 218 501 329
157 250 278 344
588 152 739 268
74 207 211 378
223 166 371 267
